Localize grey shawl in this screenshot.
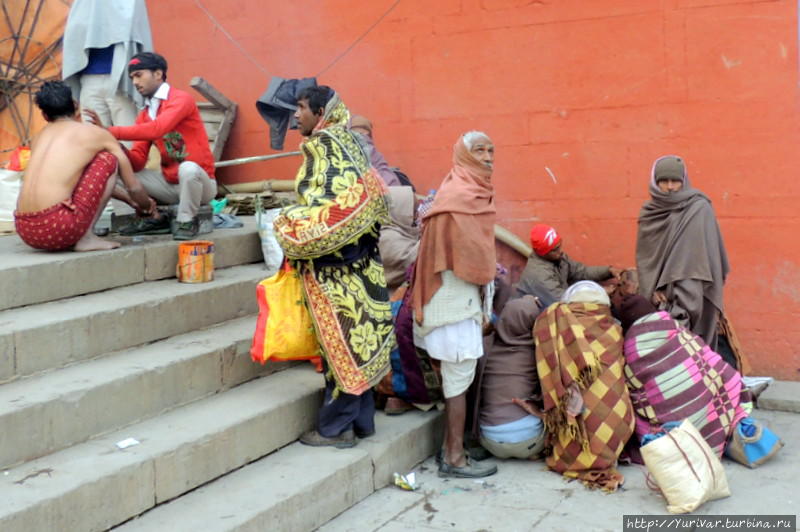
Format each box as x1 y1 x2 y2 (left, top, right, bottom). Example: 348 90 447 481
636 155 729 316
62 0 153 104
354 132 401 187
378 186 419 291
516 252 610 302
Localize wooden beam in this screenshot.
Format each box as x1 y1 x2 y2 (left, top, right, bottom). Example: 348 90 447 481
190 76 235 110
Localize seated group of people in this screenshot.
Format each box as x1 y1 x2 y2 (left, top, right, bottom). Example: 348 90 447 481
372 143 756 486
15 52 217 250
30 64 753 488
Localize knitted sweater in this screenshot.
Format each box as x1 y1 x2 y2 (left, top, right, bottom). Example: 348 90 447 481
109 86 214 184
414 270 482 337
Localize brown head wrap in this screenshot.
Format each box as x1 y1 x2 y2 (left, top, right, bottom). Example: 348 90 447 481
411 134 497 323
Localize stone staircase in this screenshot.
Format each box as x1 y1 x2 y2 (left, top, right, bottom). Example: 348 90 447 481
0 218 442 532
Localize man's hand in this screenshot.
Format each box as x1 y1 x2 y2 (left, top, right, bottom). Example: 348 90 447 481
651 290 668 306
135 197 157 217
511 397 544 418
83 109 106 129
609 266 622 278
129 186 153 214
565 383 584 418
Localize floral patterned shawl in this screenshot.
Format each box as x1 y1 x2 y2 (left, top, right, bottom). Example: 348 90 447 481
274 93 390 259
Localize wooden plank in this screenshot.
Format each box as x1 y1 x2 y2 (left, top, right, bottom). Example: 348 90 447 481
199 107 224 124
190 77 237 161
190 77 235 110
203 121 218 141
211 107 236 161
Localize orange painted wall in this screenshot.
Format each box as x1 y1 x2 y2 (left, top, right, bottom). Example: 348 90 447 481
148 0 800 380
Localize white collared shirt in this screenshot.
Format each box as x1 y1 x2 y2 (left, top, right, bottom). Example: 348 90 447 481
146 82 171 120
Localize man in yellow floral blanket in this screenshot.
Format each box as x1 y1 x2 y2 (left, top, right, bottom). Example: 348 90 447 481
274 86 394 448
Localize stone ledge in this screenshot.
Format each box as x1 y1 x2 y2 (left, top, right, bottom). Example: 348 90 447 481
757 380 800 414
0 217 262 311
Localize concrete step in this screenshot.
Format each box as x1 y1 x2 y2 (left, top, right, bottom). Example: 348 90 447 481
0 316 296 469
757 380 800 413
0 366 324 532
0 217 262 312
0 263 267 382
115 410 443 532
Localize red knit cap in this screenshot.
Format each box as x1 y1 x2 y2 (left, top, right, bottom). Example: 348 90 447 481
530 224 561 256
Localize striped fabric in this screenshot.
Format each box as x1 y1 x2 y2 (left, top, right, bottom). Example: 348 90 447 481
534 302 635 491
623 311 751 457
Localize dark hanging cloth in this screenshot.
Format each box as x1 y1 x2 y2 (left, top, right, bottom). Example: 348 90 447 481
255 76 317 150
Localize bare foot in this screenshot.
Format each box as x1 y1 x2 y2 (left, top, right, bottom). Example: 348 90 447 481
73 235 121 252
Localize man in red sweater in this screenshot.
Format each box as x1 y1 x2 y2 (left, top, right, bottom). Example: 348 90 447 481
87 52 215 240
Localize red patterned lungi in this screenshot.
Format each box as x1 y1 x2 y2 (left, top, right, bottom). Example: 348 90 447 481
15 151 117 251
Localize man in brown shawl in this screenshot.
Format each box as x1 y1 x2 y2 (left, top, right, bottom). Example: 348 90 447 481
475 295 547 459
636 155 729 350
412 131 498 478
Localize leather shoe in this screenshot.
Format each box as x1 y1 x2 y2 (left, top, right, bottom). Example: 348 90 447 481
385 397 413 415
299 429 356 449
438 457 497 479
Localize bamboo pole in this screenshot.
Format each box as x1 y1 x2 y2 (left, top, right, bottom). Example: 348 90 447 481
214 151 301 168
219 179 531 260
222 179 296 193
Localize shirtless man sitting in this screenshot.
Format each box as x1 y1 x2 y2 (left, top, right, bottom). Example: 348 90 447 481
14 81 153 252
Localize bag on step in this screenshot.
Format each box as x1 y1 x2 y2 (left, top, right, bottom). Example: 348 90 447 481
641 419 730 514
724 417 784 468
255 196 284 277
250 262 320 363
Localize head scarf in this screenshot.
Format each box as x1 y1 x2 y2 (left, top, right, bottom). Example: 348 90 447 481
530 224 561 256
127 53 165 75
616 294 657 332
311 90 348 133
495 295 541 346
349 114 400 186
636 155 729 311
411 134 497 322
350 115 373 136
561 280 610 306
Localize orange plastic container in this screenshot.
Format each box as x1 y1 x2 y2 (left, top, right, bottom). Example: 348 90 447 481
176 240 214 283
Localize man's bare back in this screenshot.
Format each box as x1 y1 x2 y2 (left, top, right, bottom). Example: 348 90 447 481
17 120 125 212
15 80 152 252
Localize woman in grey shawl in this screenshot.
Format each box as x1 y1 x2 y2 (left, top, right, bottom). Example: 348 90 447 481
378 186 420 293
636 155 729 350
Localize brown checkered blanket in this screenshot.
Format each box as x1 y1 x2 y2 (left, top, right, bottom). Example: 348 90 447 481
534 302 635 491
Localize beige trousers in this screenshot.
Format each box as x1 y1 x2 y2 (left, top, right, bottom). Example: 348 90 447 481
118 161 216 222
79 74 138 134
479 431 546 460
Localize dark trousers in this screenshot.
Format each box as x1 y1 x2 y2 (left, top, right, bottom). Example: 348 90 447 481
318 364 375 437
